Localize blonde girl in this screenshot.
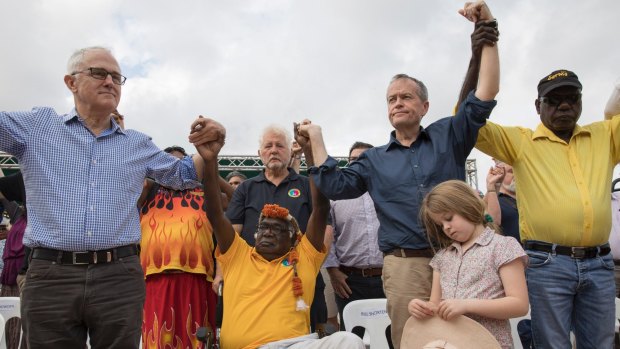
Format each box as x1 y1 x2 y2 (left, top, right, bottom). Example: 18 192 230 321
408 180 528 348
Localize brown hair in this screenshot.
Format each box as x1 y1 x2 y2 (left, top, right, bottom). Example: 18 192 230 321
420 180 498 251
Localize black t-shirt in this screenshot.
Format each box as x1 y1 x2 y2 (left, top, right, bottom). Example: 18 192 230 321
226 169 312 245
498 192 520 242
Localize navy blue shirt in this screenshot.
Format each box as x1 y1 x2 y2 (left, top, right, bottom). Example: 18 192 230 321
309 91 496 252
498 193 520 242
225 168 312 245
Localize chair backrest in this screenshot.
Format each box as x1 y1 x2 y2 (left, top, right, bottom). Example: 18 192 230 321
342 299 390 349
0 297 23 349
615 297 620 333
509 309 531 349
0 315 5 348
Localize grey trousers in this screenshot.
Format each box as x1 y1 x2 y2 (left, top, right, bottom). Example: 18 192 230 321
21 255 145 349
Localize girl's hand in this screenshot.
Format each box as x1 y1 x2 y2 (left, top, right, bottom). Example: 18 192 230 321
437 299 470 320
408 299 437 319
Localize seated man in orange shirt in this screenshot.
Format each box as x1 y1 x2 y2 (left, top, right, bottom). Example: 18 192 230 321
195 118 363 349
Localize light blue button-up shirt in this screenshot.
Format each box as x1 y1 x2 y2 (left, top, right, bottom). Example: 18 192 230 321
0 107 199 251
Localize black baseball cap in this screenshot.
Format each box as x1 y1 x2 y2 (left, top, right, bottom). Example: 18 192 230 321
537 70 582 97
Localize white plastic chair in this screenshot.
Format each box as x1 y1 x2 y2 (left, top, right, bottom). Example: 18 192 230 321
615 297 620 333
0 297 23 349
342 298 390 349
0 314 5 349
509 308 531 349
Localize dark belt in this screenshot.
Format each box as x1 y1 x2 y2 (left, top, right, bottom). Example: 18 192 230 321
31 244 139 265
339 266 382 277
383 248 434 258
524 241 610 259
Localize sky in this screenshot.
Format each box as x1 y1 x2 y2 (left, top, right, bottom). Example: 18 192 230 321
1 0 619 187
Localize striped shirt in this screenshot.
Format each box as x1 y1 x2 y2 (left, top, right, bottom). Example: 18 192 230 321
324 192 383 269
0 107 199 251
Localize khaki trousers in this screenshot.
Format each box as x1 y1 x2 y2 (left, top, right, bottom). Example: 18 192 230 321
382 255 432 349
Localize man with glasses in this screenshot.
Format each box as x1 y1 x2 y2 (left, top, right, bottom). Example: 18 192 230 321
0 46 221 348
475 70 620 348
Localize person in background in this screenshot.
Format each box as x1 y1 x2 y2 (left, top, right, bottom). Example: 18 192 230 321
139 145 231 349
324 142 386 341
226 170 247 190
0 171 26 349
484 160 519 241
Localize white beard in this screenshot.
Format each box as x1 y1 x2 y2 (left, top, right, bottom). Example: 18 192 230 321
503 179 516 194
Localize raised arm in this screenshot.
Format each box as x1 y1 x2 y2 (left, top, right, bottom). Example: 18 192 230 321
484 165 505 225
296 120 329 167
189 115 230 180
459 1 499 102
456 19 500 108
604 77 620 120
193 118 235 254
295 122 330 251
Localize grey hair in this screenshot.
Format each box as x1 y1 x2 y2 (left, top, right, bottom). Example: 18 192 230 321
259 124 292 148
67 46 113 74
389 74 429 102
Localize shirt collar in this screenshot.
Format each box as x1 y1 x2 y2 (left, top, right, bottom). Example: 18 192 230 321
385 127 428 151
255 167 298 183
532 123 589 143
63 108 126 135
448 226 495 251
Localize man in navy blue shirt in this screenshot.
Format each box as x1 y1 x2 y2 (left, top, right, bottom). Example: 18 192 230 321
298 3 500 346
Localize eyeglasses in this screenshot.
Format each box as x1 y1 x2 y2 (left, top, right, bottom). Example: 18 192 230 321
539 94 581 107
72 67 127 85
257 223 291 236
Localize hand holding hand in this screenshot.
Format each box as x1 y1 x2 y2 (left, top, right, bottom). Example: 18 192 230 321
486 165 505 189
294 119 314 150
190 116 226 161
408 299 437 319
291 140 302 157
471 19 499 56
459 1 494 22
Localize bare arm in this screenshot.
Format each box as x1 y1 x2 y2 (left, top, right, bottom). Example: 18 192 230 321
459 1 499 102
484 166 505 225
295 122 330 251
218 176 234 201
437 258 529 320
408 270 441 318
194 118 235 254
456 20 500 108
604 77 620 120
192 154 205 180
288 140 302 174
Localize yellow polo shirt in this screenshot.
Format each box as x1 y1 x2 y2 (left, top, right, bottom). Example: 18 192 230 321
216 233 326 349
476 116 620 246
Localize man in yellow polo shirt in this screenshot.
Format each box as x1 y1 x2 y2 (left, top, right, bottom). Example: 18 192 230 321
194 118 364 349
476 70 620 348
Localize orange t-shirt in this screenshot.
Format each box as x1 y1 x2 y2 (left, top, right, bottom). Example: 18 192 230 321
140 186 215 280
